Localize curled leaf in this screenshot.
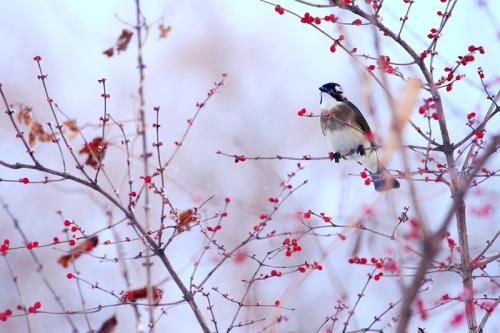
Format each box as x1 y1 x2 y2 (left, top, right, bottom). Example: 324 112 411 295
57 236 98 268
63 119 79 140
380 78 421 167
15 103 32 126
116 29 133 52
29 122 55 147
79 137 107 167
102 47 114 57
158 24 172 39
176 209 198 234
97 315 118 333
124 286 162 304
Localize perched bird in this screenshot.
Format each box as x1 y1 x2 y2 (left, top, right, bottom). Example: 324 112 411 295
319 82 400 192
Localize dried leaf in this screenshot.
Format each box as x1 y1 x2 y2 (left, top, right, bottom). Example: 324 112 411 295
158 24 172 39
97 315 117 333
15 104 32 126
176 209 198 234
380 78 421 166
116 29 133 52
124 286 162 303
28 122 54 147
63 119 79 140
79 137 107 167
57 236 98 268
103 47 114 57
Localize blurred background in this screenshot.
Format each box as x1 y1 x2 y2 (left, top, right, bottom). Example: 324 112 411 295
0 0 499 332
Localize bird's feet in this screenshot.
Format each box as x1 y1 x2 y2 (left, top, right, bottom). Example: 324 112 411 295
357 145 366 156
332 152 341 163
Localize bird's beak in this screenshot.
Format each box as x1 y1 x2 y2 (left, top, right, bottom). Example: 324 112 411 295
319 86 327 93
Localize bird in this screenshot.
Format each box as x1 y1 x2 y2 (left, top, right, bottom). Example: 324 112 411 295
319 82 400 192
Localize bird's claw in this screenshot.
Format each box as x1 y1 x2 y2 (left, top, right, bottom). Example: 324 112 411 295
357 145 366 156
333 152 341 163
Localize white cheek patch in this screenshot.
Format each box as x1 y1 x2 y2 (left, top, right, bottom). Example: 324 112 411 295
320 92 342 112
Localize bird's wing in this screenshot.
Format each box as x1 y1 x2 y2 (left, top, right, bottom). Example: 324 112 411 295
343 100 375 145
344 101 371 133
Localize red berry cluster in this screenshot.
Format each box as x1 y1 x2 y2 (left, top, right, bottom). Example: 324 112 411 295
298 261 323 273
206 225 222 233
300 12 321 24
0 308 13 322
418 97 437 119
0 239 9 254
26 241 39 250
403 218 421 240
319 212 332 223
274 5 284 15
27 301 42 314
360 170 372 185
348 257 384 280
282 238 302 257
377 55 395 74
234 155 246 163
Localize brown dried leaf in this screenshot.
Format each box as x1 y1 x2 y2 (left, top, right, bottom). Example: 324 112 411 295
15 104 32 126
380 78 421 166
158 24 172 39
97 315 118 333
29 122 51 147
57 236 98 268
116 29 133 52
176 209 198 234
63 119 79 140
103 47 114 57
124 286 162 304
79 137 107 167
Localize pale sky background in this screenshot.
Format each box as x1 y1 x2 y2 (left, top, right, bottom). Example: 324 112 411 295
0 0 499 332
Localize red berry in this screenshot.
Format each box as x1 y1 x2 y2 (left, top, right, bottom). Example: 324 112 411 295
64 219 72 227
297 108 307 116
67 273 74 279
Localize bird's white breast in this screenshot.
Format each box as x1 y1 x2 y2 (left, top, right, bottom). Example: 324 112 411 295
324 126 364 155
324 127 378 173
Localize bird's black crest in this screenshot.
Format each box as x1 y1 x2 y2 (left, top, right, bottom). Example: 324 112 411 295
319 82 343 101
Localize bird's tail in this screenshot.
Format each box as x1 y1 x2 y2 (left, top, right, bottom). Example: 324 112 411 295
369 171 400 192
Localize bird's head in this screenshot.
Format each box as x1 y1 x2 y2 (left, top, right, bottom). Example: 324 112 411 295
319 82 344 102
